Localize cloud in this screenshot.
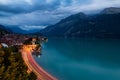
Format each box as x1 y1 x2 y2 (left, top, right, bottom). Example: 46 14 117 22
0 0 120 30
0 10 66 26
0 0 120 14
19 25 47 31
56 0 120 13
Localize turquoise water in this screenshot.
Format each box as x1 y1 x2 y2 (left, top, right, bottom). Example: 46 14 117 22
34 38 120 80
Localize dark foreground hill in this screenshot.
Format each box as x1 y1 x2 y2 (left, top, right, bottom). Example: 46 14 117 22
0 46 37 80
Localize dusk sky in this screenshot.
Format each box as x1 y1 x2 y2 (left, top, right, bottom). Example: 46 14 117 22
0 0 120 30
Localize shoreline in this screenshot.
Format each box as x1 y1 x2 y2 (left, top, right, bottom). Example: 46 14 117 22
21 45 57 80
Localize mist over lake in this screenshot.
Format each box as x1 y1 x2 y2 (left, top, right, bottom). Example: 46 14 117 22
34 38 120 80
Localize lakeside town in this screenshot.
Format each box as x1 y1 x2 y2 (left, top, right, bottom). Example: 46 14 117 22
0 33 48 56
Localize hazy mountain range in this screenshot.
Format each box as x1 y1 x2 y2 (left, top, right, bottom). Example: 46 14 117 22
39 7 120 38
0 25 41 34
6 25 41 34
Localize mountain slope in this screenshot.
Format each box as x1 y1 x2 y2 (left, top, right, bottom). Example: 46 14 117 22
0 24 10 35
40 7 120 38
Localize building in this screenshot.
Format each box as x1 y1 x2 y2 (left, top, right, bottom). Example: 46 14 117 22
1 43 8 48
31 38 37 45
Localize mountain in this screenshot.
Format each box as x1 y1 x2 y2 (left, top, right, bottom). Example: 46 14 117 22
101 7 120 14
6 25 40 34
39 7 120 38
0 24 10 35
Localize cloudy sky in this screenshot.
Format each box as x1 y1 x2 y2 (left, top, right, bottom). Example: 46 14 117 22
0 0 120 30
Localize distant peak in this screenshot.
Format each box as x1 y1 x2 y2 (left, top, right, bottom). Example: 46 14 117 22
101 7 120 14
67 12 86 19
76 12 86 16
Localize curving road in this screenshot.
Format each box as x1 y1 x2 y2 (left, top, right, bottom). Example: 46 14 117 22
21 45 57 80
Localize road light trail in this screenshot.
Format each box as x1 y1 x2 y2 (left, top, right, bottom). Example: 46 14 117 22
21 45 57 80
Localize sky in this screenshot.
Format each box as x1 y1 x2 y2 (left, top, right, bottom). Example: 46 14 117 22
0 0 120 30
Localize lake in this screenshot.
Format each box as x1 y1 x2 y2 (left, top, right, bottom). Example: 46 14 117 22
34 38 120 80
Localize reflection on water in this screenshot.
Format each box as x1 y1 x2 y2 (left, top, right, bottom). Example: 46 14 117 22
34 38 120 80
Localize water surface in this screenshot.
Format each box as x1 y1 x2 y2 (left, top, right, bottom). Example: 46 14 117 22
34 38 120 80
